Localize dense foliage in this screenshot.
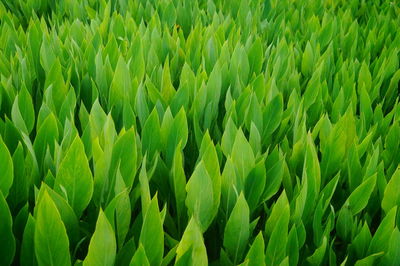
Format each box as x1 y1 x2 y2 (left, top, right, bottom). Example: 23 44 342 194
0 0 400 265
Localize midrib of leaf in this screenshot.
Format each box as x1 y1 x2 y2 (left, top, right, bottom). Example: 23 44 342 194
46 241 55 266
233 214 246 264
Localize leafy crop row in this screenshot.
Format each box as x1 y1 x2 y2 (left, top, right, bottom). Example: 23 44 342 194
0 0 399 265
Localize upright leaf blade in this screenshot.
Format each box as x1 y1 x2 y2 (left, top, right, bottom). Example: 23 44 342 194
84 210 116 266
54 136 93 217
34 191 70 266
223 193 250 264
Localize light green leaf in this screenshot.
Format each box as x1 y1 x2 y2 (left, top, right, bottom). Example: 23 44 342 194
166 108 188 166
354 252 384 266
221 117 238 156
36 184 80 247
54 136 93 217
185 161 214 232
130 244 150 266
381 228 400 266
245 232 265 266
11 86 35 134
34 191 70 266
347 173 376 215
33 113 59 171
265 191 289 237
21 214 36 266
244 159 266 212
0 136 13 197
139 195 164 266
263 94 283 139
224 193 250 264
248 37 264 74
232 128 255 181
83 210 116 266
263 147 284 201
306 236 328 265
142 108 162 159
382 169 400 213
301 41 314 76
105 190 131 250
109 55 131 110
368 207 397 254
351 222 372 259
109 128 137 192
161 59 176 103
0 191 16 265
176 218 208 266
266 194 290 266
358 61 372 93
171 142 187 233
221 157 239 219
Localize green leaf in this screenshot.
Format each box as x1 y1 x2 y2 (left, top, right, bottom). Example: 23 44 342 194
263 93 283 139
336 207 353 242
221 157 239 219
54 136 93 217
204 62 222 128
224 193 250 264
161 59 176 103
129 35 145 81
11 86 35 134
265 191 289 237
83 210 116 266
33 113 59 172
34 191 70 266
306 236 328 265
245 232 265 266
185 161 214 232
105 190 131 250
301 41 314 76
351 222 372 259
170 142 187 233
346 173 376 215
249 122 262 156
109 128 137 191
358 61 372 93
248 37 264 74
176 218 208 266
36 184 80 247
286 226 299 266
263 147 284 201
265 193 290 266
199 132 221 219
40 34 56 74
232 128 255 181
109 55 131 110
142 108 162 159
354 252 384 266
381 228 400 266
0 191 16 265
130 244 150 266
382 169 400 213
221 118 237 156
138 157 151 216
44 59 68 113
21 214 37 266
368 207 397 254
244 159 266 212
0 136 13 197
166 108 188 166
139 195 164 266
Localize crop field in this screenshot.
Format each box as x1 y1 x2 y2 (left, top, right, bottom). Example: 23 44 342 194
0 0 399 265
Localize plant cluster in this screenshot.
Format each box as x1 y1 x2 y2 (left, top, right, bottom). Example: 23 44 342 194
0 0 399 265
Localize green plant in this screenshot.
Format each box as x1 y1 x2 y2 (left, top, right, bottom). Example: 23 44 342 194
0 0 399 265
